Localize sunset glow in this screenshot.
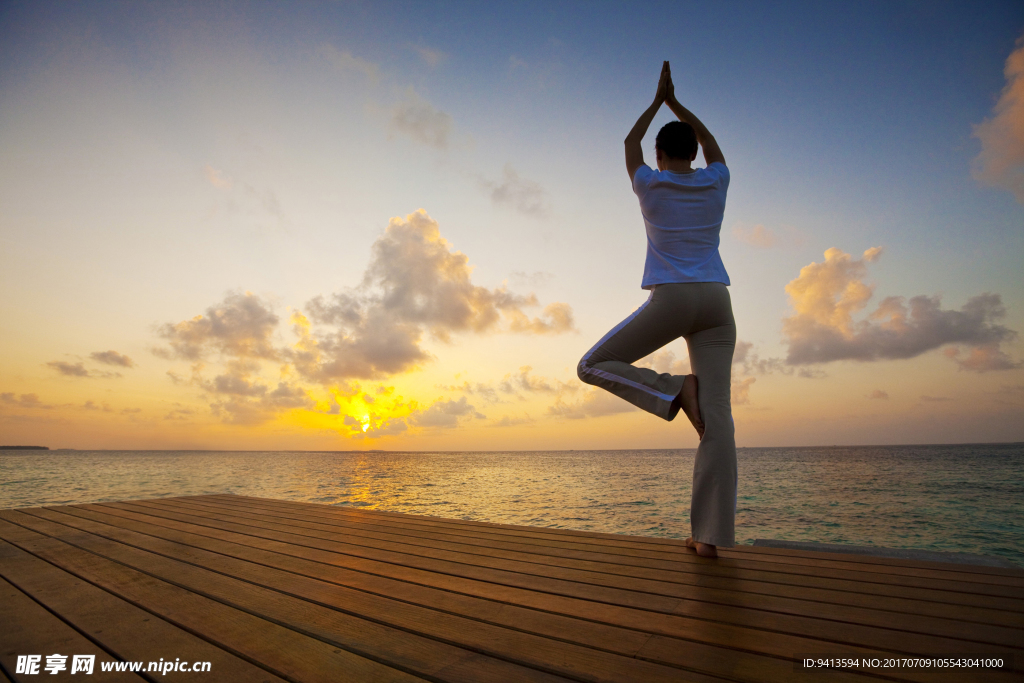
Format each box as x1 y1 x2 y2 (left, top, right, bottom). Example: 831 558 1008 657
1 2 1021 450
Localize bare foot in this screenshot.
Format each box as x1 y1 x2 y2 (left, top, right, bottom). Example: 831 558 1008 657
677 374 704 440
685 537 718 558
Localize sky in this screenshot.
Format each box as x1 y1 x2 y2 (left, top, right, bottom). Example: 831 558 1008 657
1 0 1022 450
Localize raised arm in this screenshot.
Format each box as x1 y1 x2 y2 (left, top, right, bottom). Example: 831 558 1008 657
624 62 670 181
664 82 725 167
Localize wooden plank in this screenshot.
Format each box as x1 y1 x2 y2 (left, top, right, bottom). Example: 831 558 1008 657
209 494 1024 585
76 501 1024 651
215 494 1024 579
0 574 144 682
9 508 725 683
0 537 286 683
0 515 430 683
138 497 1024 614
133 500 1022 629
197 495 1024 589
47 503 884 683
77 502 1021 682
729 545 1024 578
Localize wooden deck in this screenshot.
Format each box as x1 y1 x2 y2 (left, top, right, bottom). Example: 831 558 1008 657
1 494 1021 682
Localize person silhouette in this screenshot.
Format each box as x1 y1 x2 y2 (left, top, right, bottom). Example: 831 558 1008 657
577 62 736 558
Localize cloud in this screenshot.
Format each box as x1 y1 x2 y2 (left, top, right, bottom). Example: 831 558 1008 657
412 396 484 428
506 303 575 334
156 292 280 361
920 395 951 402
203 165 233 190
412 45 446 67
782 247 1019 370
636 348 690 376
732 377 756 405
165 406 194 421
1 393 52 409
869 389 889 400
209 380 313 425
481 164 550 217
509 271 555 288
731 222 805 248
293 209 574 381
498 366 560 394
972 35 1024 203
46 359 123 379
90 350 135 368
363 416 408 438
390 88 452 148
732 223 777 248
169 357 314 425
152 210 574 429
732 341 786 376
319 44 379 83
547 389 637 419
243 184 283 219
436 380 501 403
944 344 1022 373
47 361 90 377
492 414 534 427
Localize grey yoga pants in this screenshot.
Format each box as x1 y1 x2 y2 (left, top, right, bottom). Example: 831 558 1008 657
577 282 737 547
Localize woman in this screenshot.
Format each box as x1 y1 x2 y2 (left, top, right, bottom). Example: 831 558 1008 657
577 62 736 558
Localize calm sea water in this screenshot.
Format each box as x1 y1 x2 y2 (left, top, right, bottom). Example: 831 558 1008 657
1 444 1021 566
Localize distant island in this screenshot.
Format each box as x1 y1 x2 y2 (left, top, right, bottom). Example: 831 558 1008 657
0 445 49 450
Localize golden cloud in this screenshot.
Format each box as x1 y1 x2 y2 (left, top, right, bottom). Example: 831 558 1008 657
972 35 1024 203
295 209 575 381
782 247 1019 370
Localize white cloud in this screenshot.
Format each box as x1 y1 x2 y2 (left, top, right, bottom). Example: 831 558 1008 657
972 35 1024 203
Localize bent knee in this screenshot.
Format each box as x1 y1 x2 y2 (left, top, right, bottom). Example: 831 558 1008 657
577 358 594 385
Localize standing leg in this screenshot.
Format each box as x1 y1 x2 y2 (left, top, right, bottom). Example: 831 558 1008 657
686 319 737 549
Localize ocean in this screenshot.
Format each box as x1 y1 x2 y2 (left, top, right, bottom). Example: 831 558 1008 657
2 443 1022 566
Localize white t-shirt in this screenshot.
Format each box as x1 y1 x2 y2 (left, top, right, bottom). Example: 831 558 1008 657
632 162 731 288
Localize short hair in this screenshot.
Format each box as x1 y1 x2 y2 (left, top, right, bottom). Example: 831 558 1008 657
655 121 698 160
